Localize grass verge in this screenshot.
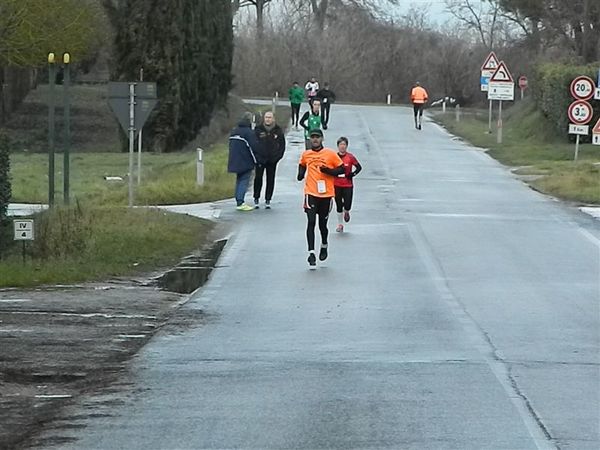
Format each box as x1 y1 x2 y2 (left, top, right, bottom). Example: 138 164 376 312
3 92 291 287
433 100 600 204
0 206 212 288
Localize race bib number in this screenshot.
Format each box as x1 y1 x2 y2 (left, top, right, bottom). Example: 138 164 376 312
316 180 326 194
323 98 328 103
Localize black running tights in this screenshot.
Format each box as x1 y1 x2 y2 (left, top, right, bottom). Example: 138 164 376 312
305 196 331 251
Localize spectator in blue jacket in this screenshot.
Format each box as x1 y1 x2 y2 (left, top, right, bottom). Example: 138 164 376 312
228 112 261 211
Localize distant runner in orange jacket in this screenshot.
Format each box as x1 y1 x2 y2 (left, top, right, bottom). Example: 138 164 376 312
410 81 429 130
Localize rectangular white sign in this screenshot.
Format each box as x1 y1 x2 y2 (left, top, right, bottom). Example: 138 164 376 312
593 134 600 145
488 82 515 101
14 220 34 241
569 124 589 135
595 87 600 100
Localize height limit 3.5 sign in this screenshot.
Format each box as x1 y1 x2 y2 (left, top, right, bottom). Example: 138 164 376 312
568 100 593 125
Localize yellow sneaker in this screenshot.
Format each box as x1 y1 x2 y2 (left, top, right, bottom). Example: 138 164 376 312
236 204 254 212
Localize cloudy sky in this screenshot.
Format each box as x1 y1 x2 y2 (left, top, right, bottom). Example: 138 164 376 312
389 0 453 24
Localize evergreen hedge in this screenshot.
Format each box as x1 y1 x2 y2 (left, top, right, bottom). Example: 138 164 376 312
109 0 233 152
532 63 600 138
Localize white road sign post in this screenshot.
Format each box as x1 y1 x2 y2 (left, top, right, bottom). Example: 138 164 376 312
108 82 158 207
14 219 34 263
568 99 593 161
568 75 596 161
488 61 514 144
481 52 500 133
480 52 499 92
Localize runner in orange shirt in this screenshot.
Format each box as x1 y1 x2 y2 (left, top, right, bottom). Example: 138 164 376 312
410 81 429 130
297 129 344 269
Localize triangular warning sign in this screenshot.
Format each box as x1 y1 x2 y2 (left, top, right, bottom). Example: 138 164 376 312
592 118 600 133
481 52 500 71
490 61 514 83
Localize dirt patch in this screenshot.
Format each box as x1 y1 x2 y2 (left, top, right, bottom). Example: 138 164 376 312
0 240 226 449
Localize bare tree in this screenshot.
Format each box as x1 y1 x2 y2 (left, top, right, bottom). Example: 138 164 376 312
445 0 503 49
237 0 275 37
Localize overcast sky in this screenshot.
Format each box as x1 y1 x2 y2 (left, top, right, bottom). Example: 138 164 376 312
245 1 455 27
389 1 452 25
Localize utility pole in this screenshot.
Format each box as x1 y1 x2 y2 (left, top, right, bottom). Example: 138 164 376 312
48 53 56 207
63 53 71 205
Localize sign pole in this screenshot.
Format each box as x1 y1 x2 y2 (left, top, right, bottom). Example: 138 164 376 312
497 100 503 144
574 135 580 161
488 100 493 134
128 83 136 208
137 68 144 186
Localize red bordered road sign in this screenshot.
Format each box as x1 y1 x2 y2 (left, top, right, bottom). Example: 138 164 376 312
518 76 528 89
592 118 600 145
481 52 500 78
489 62 514 83
570 76 595 100
568 100 593 125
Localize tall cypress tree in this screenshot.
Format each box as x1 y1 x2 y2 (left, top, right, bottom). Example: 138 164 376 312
108 0 233 152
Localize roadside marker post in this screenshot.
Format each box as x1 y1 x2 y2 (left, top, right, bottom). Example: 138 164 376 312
196 148 204 186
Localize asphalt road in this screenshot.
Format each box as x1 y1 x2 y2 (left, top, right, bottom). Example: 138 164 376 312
54 105 599 449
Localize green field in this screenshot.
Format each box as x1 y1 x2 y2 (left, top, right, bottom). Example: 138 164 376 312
434 100 600 204
11 144 234 206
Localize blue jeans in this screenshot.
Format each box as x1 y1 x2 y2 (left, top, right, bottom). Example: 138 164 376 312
235 170 252 206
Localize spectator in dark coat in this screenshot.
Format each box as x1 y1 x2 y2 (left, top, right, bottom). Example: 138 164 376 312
316 82 336 129
228 112 261 211
253 111 286 209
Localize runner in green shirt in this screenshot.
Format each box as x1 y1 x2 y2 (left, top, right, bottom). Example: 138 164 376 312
288 81 304 129
300 98 323 150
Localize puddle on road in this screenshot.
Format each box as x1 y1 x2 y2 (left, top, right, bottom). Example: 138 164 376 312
157 239 227 294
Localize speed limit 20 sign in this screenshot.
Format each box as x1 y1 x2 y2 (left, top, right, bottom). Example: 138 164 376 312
568 100 593 125
570 76 596 100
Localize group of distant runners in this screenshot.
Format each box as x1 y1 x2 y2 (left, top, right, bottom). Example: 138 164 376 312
228 78 428 269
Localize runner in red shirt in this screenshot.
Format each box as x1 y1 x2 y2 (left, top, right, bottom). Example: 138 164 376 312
333 137 362 233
